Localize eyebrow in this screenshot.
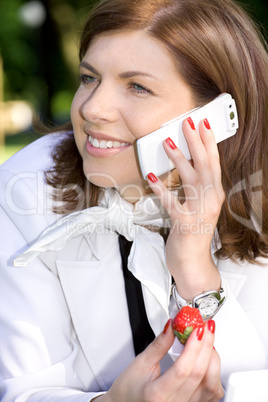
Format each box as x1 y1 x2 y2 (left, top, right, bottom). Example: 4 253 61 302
79 61 156 80
119 71 155 80
79 61 99 75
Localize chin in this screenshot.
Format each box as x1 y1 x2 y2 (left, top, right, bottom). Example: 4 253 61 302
83 166 149 201
84 171 119 188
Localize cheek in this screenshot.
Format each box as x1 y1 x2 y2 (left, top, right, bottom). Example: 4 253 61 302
71 88 86 127
128 112 169 141
70 95 79 125
70 94 85 153
122 104 161 140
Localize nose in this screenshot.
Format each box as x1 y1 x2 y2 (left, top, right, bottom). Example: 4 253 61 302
80 82 119 123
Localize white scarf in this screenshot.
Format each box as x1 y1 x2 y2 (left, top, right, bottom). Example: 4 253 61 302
14 188 172 321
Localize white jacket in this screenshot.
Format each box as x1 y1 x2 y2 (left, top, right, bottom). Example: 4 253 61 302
0 134 267 401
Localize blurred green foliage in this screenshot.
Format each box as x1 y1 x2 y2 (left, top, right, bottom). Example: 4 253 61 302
0 0 267 127
0 0 97 125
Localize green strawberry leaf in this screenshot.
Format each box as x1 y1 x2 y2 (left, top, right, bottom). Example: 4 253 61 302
173 327 194 344
184 326 194 338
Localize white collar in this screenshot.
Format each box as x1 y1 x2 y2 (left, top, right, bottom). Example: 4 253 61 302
14 188 170 265
14 188 172 324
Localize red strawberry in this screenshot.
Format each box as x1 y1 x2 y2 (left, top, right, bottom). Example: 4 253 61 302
172 306 204 344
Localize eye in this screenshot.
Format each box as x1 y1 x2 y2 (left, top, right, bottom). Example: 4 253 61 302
79 74 98 86
129 82 153 95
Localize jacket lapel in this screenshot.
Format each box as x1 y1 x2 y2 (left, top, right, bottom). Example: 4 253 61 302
53 234 135 390
39 230 171 388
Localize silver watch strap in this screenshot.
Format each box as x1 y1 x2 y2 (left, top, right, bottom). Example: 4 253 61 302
171 282 226 316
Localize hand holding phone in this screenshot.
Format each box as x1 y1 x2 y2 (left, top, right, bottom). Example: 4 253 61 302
136 93 239 179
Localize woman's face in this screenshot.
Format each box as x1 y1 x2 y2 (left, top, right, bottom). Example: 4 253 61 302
71 30 195 202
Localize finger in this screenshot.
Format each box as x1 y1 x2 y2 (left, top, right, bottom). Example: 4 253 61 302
153 325 206 396
162 138 205 206
190 349 224 402
147 166 216 221
198 119 225 201
178 320 216 400
164 123 224 212
138 319 175 369
162 132 216 205
163 137 197 185
201 349 224 401
181 117 212 177
190 320 216 377
147 173 185 217
198 119 219 166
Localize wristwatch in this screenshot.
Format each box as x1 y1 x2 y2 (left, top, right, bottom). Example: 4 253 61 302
172 283 226 320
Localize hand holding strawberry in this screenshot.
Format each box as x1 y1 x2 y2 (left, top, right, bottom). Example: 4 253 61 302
99 315 222 402
172 306 204 344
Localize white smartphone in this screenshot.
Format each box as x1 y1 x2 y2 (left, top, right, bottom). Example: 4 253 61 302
136 93 239 179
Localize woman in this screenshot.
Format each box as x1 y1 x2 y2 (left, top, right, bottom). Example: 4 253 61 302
0 0 268 400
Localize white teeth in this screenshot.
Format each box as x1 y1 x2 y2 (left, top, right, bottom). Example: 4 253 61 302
88 135 128 149
92 138 100 148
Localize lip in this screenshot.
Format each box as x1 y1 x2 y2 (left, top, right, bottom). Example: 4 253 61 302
84 129 131 158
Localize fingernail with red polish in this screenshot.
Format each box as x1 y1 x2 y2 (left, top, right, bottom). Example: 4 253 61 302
147 172 158 183
204 118 211 130
163 319 171 334
187 117 196 130
165 137 177 150
207 320 215 334
196 326 204 341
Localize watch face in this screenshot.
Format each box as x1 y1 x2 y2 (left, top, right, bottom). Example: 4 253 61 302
199 296 218 316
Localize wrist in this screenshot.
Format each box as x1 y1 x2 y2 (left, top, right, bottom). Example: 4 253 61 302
170 257 221 300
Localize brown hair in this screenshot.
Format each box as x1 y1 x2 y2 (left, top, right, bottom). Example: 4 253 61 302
45 0 268 262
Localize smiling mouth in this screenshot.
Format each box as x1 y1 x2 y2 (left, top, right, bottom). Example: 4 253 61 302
88 135 129 149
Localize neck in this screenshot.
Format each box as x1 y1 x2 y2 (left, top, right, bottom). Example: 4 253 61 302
118 184 152 204
117 169 181 204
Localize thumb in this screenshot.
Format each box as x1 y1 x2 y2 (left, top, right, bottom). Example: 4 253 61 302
141 319 175 366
